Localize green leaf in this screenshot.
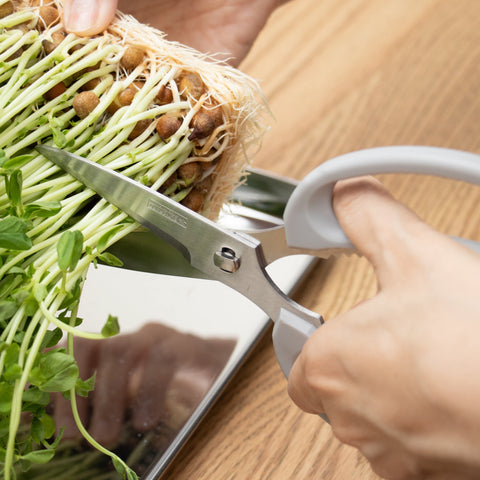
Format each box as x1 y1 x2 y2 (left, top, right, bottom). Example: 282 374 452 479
4 343 19 367
0 382 13 413
57 230 83 272
2 154 34 171
0 300 17 321
0 417 9 439
0 216 32 250
24 200 61 219
23 294 39 317
58 277 83 310
75 372 96 397
30 351 79 393
52 126 67 148
97 251 123 267
5 169 22 209
113 458 127 479
40 328 62 350
101 315 119 337
11 286 29 305
4 363 21 382
112 458 138 480
31 413 55 444
0 274 24 298
21 448 55 464
33 283 47 303
6 266 26 275
21 459 33 473
28 366 44 386
96 225 123 253
127 469 139 480
70 276 83 300
31 416 44 444
13 330 24 344
27 263 35 277
43 427 64 450
43 413 57 440
2 348 21 378
22 388 50 406
56 312 83 327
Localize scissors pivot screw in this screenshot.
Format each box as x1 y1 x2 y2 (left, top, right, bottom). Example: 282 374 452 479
214 247 240 273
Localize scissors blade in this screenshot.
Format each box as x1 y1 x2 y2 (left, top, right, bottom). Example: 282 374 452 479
36 145 256 277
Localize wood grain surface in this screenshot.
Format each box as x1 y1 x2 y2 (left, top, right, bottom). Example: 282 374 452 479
159 1 480 478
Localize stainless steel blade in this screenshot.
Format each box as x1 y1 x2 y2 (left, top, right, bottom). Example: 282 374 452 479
232 167 297 217
36 145 321 326
36 145 251 272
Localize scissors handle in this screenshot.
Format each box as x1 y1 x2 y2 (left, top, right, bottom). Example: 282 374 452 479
272 309 330 423
272 146 480 422
283 146 480 252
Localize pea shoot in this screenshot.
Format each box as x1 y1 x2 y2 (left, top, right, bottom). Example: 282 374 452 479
0 1 265 478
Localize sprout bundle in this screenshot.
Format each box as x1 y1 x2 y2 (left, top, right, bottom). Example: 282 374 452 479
0 1 266 478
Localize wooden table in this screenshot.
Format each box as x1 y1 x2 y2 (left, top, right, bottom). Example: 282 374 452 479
162 1 480 478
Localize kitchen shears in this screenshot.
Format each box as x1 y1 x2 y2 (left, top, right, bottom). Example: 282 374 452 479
36 145 480 385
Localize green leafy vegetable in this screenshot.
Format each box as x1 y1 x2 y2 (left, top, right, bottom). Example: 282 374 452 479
101 315 120 338
0 382 13 414
24 201 62 219
0 154 34 172
97 251 124 268
75 372 96 398
0 301 17 322
29 351 79 393
5 169 23 215
57 230 84 273
0 0 264 478
20 449 55 465
30 412 55 444
0 216 32 250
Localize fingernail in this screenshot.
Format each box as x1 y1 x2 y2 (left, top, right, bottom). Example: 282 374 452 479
64 0 99 33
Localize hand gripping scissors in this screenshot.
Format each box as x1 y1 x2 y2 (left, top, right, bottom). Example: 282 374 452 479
37 145 480 402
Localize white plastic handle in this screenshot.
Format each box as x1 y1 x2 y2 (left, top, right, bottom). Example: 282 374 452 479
284 146 480 250
272 309 330 422
272 308 320 378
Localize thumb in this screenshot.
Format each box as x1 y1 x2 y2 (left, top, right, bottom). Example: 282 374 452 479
332 176 436 286
63 0 118 36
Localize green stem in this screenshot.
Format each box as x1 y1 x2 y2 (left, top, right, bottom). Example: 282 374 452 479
4 314 49 480
68 382 136 479
38 299 104 341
